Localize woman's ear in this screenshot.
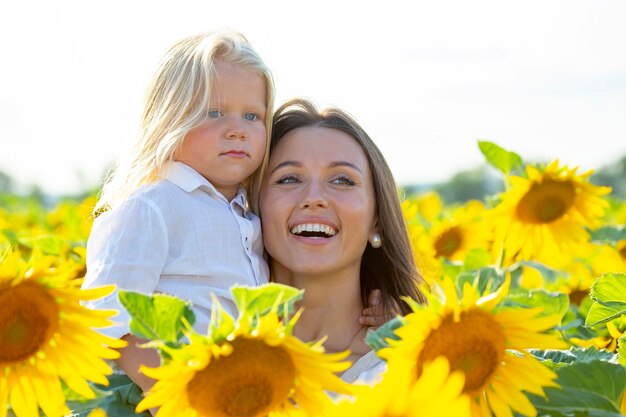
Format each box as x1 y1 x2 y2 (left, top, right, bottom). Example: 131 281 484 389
369 219 382 249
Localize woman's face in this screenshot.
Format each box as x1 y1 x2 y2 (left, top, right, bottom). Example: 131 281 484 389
260 126 377 279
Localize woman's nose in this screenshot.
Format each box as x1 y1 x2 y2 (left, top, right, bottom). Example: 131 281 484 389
299 182 328 209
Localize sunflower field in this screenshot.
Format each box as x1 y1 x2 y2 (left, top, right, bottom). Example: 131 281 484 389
1 141 625 417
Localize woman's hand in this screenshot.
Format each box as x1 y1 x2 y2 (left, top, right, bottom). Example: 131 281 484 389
359 289 400 329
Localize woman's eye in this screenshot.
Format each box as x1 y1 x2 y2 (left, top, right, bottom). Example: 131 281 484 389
331 175 355 186
244 113 258 121
208 110 222 118
275 175 300 185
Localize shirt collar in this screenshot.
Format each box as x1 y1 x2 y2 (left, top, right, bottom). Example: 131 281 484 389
161 161 250 212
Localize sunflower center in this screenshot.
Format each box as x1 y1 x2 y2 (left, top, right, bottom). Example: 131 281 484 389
619 244 626 261
434 226 462 258
516 179 576 224
568 288 589 306
417 309 506 395
0 281 60 363
187 337 296 417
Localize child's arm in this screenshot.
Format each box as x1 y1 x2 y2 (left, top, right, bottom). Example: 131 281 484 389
359 289 401 328
82 198 169 414
117 334 160 391
117 334 161 416
83 197 168 334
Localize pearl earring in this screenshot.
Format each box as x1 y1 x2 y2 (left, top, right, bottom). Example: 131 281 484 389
370 232 382 248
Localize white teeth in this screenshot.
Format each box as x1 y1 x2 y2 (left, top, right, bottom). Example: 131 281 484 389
290 223 337 236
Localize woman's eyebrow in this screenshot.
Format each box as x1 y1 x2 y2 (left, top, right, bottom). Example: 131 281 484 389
269 160 302 175
329 161 364 174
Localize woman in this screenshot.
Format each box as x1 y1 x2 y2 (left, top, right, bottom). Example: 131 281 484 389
258 98 427 382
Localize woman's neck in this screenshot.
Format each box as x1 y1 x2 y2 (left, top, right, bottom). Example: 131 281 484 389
273 268 370 358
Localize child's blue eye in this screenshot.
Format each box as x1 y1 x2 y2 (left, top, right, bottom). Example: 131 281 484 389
244 113 258 121
208 110 222 118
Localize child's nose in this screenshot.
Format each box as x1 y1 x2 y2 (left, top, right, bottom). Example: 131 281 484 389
225 117 247 140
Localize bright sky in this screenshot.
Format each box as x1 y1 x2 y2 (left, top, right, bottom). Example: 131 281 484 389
1 1 625 195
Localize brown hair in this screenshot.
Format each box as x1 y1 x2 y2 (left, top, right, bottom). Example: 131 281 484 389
265 98 426 313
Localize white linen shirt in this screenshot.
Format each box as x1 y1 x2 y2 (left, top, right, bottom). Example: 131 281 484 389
82 161 269 339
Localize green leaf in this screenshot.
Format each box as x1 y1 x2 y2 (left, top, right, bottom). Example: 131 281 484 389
1 229 17 244
441 260 463 281
528 360 626 415
65 375 151 417
477 140 523 175
529 346 618 367
365 316 405 351
503 288 569 321
17 234 65 256
585 273 626 326
206 296 236 343
62 382 113 414
590 273 626 304
618 334 626 367
585 301 626 327
462 248 492 270
63 381 112 402
231 283 303 318
455 267 504 297
589 225 626 244
118 291 195 344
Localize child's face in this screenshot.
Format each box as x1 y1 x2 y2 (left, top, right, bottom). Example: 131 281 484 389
177 60 267 201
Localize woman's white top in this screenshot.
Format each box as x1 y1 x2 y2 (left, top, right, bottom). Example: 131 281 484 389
340 350 387 385
82 161 269 339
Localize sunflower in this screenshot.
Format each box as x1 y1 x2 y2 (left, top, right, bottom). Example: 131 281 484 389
329 356 471 417
517 265 546 290
380 276 567 417
402 191 444 224
589 242 626 275
428 200 493 262
619 240 626 262
547 242 626 305
570 320 624 352
45 195 97 241
0 247 126 417
87 409 107 417
405 223 442 286
136 297 353 417
491 160 611 262
402 198 443 285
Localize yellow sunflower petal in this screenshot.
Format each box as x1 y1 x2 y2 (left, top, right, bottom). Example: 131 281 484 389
492 160 610 263
486 388 515 417
1 252 121 417
383 273 558 417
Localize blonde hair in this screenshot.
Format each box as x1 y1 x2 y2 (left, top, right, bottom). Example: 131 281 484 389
96 30 274 213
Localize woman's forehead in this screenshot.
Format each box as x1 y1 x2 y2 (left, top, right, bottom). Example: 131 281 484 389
271 126 366 162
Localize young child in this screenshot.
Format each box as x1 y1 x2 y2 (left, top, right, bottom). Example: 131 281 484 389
81 29 274 399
